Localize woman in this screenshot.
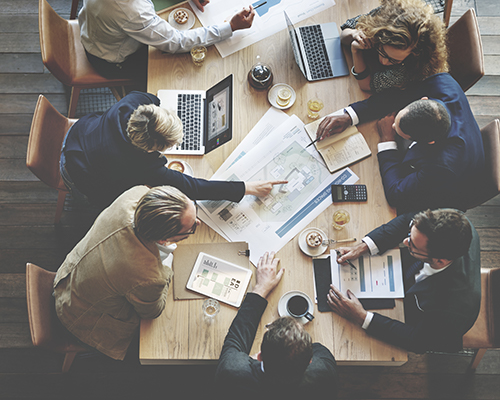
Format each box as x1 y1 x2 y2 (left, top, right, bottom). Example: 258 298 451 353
60 91 285 209
341 0 448 93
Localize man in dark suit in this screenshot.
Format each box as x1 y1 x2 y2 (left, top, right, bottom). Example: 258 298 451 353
215 252 338 399
316 73 485 213
328 209 481 354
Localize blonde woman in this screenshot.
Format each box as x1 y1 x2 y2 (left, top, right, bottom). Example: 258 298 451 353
341 0 448 93
60 92 284 209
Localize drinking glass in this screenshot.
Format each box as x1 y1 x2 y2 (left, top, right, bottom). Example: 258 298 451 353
332 209 350 230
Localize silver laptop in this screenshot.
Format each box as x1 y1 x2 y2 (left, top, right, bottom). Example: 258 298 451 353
284 11 349 82
157 75 233 155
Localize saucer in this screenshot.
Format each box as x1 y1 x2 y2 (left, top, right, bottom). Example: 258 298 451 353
267 83 296 110
166 159 193 176
278 290 314 324
168 8 195 30
298 227 328 257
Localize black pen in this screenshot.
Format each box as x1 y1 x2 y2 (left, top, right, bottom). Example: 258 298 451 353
336 250 357 270
253 1 267 10
305 137 320 148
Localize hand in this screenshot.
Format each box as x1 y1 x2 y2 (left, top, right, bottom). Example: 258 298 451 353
350 29 372 52
230 6 255 31
376 112 397 142
316 113 352 141
192 0 209 12
336 242 369 264
252 251 284 298
245 180 288 197
327 285 367 326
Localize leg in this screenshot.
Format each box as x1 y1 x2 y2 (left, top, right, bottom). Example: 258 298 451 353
68 87 81 118
468 348 487 370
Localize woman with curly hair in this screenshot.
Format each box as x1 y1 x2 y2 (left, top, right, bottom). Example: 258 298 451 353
341 0 448 93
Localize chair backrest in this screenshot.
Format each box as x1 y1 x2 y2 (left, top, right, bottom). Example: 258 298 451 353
26 95 77 190
39 0 75 85
447 8 484 92
466 119 500 209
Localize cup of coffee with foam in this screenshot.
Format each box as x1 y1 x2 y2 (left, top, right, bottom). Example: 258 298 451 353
286 293 314 321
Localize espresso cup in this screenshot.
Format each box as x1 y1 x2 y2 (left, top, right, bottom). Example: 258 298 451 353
286 294 314 321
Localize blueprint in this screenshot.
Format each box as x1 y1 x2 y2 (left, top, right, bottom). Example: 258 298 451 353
199 115 358 265
189 0 336 57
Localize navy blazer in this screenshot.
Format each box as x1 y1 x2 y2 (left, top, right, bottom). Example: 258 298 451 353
63 91 244 208
215 293 338 399
350 73 484 213
364 212 481 353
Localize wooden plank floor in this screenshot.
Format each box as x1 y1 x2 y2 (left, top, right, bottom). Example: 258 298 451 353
0 0 498 398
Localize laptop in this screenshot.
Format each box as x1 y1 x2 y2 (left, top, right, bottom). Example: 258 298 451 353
284 11 349 82
157 74 233 155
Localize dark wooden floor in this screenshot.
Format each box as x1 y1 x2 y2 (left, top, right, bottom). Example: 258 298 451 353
0 0 499 398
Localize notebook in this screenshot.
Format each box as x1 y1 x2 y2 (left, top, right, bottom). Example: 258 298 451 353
157 74 233 155
284 11 349 82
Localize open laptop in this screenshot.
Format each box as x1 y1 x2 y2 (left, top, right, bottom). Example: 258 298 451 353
284 11 349 82
157 74 233 155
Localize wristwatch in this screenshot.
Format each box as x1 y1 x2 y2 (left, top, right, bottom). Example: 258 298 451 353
351 66 370 81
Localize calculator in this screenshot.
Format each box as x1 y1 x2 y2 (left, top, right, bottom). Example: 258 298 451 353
331 185 367 202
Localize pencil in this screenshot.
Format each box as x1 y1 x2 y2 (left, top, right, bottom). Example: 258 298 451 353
305 137 319 148
336 250 357 270
254 1 267 10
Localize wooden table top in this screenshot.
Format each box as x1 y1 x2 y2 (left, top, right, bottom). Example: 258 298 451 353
140 0 407 366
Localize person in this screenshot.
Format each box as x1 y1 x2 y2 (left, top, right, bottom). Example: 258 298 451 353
215 252 338 399
54 185 201 360
327 209 481 354
78 0 255 82
60 91 285 209
341 0 448 93
315 73 485 213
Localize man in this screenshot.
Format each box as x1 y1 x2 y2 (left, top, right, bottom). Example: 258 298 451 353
78 0 255 81
316 73 485 213
61 91 286 209
327 209 481 354
216 252 338 398
54 185 199 360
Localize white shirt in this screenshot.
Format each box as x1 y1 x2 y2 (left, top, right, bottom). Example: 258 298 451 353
79 0 233 63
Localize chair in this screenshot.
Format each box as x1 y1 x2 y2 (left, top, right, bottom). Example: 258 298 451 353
424 0 453 27
70 0 79 19
26 263 88 373
447 8 484 92
39 0 136 117
463 267 500 370
26 95 77 224
465 119 500 210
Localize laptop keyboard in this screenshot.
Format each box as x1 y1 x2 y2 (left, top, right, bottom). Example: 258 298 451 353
299 25 334 80
177 93 202 151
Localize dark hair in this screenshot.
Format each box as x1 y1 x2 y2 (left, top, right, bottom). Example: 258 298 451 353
260 317 313 382
399 99 451 142
412 209 473 260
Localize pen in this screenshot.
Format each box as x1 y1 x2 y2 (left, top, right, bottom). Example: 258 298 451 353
305 137 320 148
336 250 357 270
253 1 267 10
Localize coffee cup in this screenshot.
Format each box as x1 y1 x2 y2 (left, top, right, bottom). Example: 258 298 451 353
286 294 314 321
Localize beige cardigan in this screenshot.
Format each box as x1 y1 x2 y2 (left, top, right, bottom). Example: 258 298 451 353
54 186 173 360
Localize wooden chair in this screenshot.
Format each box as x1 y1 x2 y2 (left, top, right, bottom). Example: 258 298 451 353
26 95 77 224
70 0 79 19
447 8 484 92
424 0 453 27
39 0 136 117
26 263 88 373
463 267 500 370
465 119 500 210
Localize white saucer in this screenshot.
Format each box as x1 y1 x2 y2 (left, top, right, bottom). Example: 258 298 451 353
166 159 193 176
267 83 296 110
298 227 328 257
278 290 314 324
168 8 195 30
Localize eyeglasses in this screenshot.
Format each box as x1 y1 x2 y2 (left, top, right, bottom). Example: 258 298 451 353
406 231 430 258
376 45 405 65
175 202 199 237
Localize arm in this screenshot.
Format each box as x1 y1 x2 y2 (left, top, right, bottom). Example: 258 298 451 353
127 276 171 319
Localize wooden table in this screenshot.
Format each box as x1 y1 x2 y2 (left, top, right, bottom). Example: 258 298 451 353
140 0 408 366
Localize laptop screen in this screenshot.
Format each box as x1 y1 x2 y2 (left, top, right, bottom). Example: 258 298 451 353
284 11 306 77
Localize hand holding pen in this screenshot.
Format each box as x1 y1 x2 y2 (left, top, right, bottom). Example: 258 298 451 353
336 250 357 270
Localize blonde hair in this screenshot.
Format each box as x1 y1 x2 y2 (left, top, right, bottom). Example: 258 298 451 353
358 0 448 81
134 186 190 242
127 104 183 152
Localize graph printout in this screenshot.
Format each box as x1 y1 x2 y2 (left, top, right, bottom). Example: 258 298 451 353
330 249 404 298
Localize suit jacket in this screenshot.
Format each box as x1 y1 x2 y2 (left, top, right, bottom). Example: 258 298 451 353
63 91 244 208
364 212 481 353
54 186 171 360
350 73 484 213
215 293 338 399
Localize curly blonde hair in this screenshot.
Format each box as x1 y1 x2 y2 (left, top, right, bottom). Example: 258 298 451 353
127 104 183 152
357 0 448 81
